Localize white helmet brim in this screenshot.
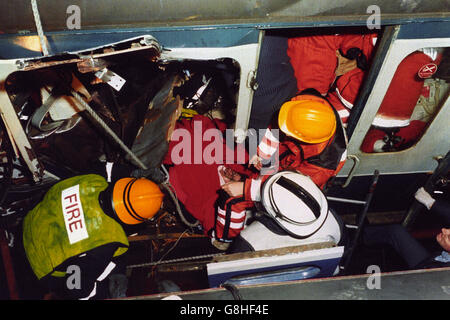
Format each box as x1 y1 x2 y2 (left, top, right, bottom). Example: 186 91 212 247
260 171 329 238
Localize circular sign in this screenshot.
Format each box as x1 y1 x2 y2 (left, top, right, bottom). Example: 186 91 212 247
418 63 438 79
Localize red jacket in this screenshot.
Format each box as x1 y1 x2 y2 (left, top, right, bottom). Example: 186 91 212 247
288 33 378 123
163 115 252 235
361 48 441 152
245 94 348 204
287 34 342 96
373 50 437 128
288 33 377 94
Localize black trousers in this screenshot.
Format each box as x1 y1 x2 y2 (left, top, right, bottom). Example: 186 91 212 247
361 199 450 269
362 224 431 269
248 35 298 133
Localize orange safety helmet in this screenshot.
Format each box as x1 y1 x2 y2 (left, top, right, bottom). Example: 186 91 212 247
278 95 336 144
112 177 164 225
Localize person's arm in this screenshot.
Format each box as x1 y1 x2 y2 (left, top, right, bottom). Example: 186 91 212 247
243 175 274 202
430 199 450 226
250 128 280 170
415 187 450 225
214 195 248 243
213 190 255 249
257 128 280 160
414 187 436 209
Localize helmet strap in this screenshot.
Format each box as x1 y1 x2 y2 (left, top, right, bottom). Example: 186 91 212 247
98 185 118 222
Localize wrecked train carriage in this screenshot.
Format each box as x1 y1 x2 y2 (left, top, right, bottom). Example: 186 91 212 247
0 33 347 298
0 0 450 299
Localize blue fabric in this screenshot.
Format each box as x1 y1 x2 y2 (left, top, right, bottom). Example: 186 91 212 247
248 35 298 132
434 251 450 263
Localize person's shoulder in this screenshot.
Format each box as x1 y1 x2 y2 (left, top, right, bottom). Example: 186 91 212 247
432 199 450 214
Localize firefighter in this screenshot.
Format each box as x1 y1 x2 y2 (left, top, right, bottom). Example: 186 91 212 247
249 90 348 188
325 32 378 123
230 171 344 254
213 90 348 249
249 32 378 133
22 173 164 299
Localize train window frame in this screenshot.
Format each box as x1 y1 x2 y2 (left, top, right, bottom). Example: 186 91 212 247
359 46 448 153
338 35 450 179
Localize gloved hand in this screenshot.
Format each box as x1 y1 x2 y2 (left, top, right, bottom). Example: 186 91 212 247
210 231 231 251
414 187 436 210
335 50 358 76
249 154 262 170
211 238 230 251
373 139 387 153
221 181 244 197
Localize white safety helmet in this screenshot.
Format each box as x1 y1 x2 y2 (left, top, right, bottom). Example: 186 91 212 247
260 171 329 239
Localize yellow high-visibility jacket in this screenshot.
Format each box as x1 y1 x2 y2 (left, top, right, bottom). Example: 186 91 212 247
23 174 129 280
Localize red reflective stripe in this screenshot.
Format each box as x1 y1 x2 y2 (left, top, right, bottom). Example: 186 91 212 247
257 134 279 160
257 147 274 160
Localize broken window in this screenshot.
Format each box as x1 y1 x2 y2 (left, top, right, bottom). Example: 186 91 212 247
3 42 241 182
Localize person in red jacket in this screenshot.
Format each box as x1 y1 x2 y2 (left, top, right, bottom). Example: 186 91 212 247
361 48 442 153
250 91 348 189
162 114 253 247
287 32 378 124
214 90 348 249
248 32 378 133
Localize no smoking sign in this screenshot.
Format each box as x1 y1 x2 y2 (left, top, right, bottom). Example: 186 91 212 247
418 63 438 79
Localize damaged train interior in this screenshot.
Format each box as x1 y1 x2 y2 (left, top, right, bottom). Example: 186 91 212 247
0 35 246 299
0 0 449 300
